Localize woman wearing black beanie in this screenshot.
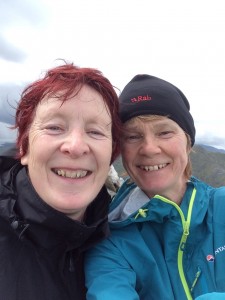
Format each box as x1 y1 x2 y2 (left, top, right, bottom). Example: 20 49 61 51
85 74 225 300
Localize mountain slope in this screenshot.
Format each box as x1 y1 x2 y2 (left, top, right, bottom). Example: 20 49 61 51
191 144 225 187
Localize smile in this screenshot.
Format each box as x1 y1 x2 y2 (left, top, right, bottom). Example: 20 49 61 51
139 163 168 172
53 169 89 178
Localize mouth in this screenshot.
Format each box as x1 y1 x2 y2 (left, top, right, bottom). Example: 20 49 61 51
52 168 90 179
139 163 168 172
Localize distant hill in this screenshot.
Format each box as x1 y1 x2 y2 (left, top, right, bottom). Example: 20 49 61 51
113 144 225 187
199 144 225 154
191 144 225 187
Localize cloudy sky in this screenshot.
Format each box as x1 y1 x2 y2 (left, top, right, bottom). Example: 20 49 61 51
1 0 225 148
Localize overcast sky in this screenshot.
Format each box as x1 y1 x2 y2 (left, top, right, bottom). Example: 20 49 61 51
1 0 225 148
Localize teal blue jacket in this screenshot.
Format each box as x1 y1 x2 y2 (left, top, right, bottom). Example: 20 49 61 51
85 177 225 299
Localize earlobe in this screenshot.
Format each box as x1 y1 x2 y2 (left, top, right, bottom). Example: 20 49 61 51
20 145 29 165
21 153 28 165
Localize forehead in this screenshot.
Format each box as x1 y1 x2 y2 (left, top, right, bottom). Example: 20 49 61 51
124 116 179 129
36 85 109 116
41 85 104 104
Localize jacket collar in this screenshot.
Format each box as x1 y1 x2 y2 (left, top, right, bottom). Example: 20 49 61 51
0 157 110 251
109 177 209 227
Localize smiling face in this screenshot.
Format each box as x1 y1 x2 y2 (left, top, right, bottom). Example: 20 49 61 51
121 116 190 204
21 85 112 221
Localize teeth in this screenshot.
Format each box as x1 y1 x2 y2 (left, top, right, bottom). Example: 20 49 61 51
141 163 167 172
54 169 88 178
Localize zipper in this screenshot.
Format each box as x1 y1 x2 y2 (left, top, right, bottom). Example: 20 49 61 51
190 267 201 293
154 187 197 300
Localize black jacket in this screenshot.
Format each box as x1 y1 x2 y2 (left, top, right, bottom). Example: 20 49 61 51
0 156 110 300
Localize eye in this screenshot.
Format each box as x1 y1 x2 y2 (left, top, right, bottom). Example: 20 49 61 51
48 125 61 130
158 131 174 138
129 135 141 140
88 130 106 139
123 133 142 143
45 125 63 134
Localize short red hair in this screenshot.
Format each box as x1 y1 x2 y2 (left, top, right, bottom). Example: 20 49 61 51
15 62 121 162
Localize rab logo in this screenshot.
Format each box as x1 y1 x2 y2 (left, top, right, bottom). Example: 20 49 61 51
206 254 215 262
131 95 152 103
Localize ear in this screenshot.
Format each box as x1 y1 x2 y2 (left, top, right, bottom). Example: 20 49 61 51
20 151 29 166
185 134 192 154
19 146 23 156
187 147 192 155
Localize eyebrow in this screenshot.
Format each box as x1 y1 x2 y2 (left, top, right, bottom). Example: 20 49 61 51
124 119 176 131
38 110 63 122
40 110 112 128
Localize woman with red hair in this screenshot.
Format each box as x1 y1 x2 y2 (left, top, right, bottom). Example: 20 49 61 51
0 61 121 300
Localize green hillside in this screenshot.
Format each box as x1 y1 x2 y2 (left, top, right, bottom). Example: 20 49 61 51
113 144 225 187
191 145 225 187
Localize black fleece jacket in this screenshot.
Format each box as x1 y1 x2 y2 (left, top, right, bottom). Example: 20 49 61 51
0 156 110 300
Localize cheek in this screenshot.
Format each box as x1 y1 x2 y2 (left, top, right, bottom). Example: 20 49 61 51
25 126 47 159
121 145 134 162
121 151 132 172
121 142 128 155
21 149 40 171
20 137 43 168
176 146 189 167
171 138 188 155
102 140 113 158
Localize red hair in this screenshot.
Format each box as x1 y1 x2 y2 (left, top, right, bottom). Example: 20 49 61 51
15 62 121 162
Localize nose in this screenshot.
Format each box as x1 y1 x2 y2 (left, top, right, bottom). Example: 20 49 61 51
60 130 90 157
139 136 161 156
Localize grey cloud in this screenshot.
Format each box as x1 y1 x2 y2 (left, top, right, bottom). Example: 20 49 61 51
0 82 26 124
0 0 48 63
0 36 27 62
0 0 48 28
196 135 225 150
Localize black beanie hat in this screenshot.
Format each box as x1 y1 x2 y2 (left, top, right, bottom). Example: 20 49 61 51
119 74 196 146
